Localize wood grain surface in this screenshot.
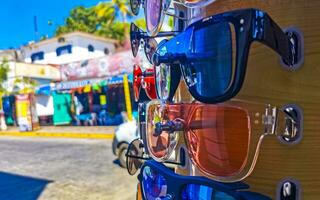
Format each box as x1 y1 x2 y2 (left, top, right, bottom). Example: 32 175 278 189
173 0 320 199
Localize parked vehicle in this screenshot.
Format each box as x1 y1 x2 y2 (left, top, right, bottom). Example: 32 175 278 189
112 120 138 167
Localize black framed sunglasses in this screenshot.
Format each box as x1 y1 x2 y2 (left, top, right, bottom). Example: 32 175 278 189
130 23 179 64
152 8 303 103
138 160 272 200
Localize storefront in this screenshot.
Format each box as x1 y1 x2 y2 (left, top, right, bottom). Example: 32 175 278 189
54 74 135 126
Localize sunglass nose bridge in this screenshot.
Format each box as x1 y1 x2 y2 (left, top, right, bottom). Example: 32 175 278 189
154 119 185 136
262 105 277 135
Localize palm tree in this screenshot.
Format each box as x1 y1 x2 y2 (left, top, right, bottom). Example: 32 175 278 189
95 0 132 24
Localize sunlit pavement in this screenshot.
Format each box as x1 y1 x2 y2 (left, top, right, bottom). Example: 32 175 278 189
1 126 116 139
0 137 137 200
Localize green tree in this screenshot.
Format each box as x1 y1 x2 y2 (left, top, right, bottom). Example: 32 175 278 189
56 6 99 35
95 0 132 24
55 1 133 42
0 58 10 94
13 77 38 94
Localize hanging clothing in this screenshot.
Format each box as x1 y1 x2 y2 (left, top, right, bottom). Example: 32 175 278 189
52 93 72 125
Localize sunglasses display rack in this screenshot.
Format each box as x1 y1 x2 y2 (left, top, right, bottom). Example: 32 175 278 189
127 0 320 199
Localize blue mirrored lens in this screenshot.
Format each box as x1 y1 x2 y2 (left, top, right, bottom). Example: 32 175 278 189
183 21 232 98
181 184 236 200
156 28 193 56
142 166 168 200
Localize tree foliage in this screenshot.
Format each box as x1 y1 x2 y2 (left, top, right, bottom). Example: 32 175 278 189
0 58 10 94
55 0 133 42
55 0 175 42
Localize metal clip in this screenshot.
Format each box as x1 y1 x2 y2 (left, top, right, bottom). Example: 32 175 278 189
277 179 300 200
283 182 292 197
281 106 299 142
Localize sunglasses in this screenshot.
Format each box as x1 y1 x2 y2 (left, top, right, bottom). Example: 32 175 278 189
130 0 200 36
133 64 157 101
130 23 178 64
133 63 181 102
152 8 302 103
128 103 184 176
145 100 301 182
138 160 271 200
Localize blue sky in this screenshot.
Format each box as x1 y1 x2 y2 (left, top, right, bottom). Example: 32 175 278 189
0 0 105 50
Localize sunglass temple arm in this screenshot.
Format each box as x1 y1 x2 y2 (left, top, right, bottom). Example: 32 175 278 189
252 10 297 66
154 119 214 136
126 153 184 166
140 31 180 38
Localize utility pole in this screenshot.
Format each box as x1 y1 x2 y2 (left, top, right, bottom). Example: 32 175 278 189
34 16 39 41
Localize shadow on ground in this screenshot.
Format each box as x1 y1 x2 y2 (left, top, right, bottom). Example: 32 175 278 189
0 172 52 200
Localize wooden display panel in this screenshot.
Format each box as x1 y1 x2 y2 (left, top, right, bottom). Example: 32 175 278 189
174 0 320 199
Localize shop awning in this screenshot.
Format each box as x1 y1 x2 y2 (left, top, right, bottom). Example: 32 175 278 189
54 74 133 91
35 85 52 95
60 50 140 81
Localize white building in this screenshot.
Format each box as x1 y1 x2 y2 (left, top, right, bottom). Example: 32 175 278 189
0 50 59 92
21 31 118 65
4 62 60 93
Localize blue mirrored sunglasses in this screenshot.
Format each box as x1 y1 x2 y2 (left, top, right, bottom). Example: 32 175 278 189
152 8 302 104
138 160 271 200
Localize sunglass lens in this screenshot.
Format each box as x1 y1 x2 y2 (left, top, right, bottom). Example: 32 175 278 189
154 64 171 101
146 0 161 34
142 166 168 200
182 21 233 99
146 103 178 160
143 69 157 99
126 139 144 175
130 24 140 57
130 0 141 15
181 184 236 200
144 38 158 64
186 105 249 177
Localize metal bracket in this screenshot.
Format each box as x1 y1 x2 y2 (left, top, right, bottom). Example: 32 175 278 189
277 178 301 200
279 104 303 145
281 27 304 71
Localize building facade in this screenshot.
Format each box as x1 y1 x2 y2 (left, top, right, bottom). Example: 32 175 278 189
21 32 118 65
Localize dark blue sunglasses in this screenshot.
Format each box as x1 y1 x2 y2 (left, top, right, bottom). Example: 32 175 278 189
152 8 302 104
138 160 271 200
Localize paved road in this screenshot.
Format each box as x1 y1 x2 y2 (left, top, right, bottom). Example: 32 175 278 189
0 137 137 200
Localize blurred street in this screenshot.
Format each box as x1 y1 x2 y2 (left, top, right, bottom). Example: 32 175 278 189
0 136 137 200
1 126 116 139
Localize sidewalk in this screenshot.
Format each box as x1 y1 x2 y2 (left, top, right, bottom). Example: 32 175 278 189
0 126 116 140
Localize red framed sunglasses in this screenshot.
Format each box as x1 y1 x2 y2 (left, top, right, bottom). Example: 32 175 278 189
133 64 157 101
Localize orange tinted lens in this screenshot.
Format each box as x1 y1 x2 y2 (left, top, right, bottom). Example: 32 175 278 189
147 104 182 159
186 105 249 177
